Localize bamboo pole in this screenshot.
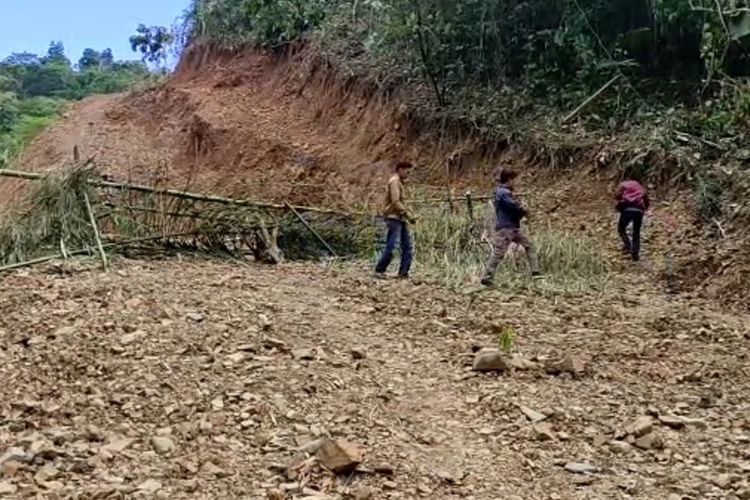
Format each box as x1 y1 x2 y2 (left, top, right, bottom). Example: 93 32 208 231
0 232 207 274
562 74 622 124
84 192 108 270
0 169 360 217
285 202 338 258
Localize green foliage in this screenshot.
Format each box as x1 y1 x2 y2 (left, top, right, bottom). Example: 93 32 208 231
186 0 333 49
497 325 516 355
0 92 19 133
130 24 175 65
0 43 152 167
696 174 724 221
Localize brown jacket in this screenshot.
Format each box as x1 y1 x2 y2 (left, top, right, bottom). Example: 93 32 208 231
383 174 410 221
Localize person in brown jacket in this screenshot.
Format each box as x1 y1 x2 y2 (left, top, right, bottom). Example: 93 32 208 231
374 161 415 278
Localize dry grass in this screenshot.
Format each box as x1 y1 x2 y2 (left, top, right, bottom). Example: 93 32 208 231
0 165 96 264
370 202 612 293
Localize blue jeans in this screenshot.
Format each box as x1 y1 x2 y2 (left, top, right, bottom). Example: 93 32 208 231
375 218 413 276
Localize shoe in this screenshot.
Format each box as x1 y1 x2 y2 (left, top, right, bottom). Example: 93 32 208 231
632 253 640 262
397 274 409 280
480 278 494 287
373 272 388 279
531 271 544 278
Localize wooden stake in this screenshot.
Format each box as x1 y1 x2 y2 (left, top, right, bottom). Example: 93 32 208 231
285 202 338 257
465 191 474 221
84 191 108 270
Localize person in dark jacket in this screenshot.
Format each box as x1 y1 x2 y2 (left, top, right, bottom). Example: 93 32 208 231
615 177 650 261
481 168 540 286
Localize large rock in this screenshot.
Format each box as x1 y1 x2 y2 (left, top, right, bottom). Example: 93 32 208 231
316 439 363 474
472 349 509 372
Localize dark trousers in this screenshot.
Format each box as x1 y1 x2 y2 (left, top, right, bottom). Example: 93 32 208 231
618 209 643 259
375 218 413 276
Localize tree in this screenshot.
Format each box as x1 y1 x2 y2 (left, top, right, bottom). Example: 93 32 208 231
22 63 73 97
130 24 174 66
44 41 70 66
101 48 114 67
2 52 40 67
79 49 102 70
0 92 19 133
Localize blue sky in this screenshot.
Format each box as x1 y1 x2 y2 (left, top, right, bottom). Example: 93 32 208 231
0 0 190 64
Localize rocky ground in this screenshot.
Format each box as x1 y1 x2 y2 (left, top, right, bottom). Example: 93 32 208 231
1 257 749 499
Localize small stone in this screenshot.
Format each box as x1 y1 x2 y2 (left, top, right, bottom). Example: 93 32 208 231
625 416 654 438
608 440 633 454
187 312 205 323
545 355 586 377
298 438 326 455
383 481 398 490
472 349 509 372
138 479 162 493
267 490 284 500
226 352 246 363
0 482 17 495
352 486 373 500
681 417 708 429
121 330 146 345
634 432 663 450
183 479 199 493
0 447 29 466
1 460 19 477
351 347 367 360
659 415 685 429
151 436 175 455
292 349 315 361
34 464 59 484
573 475 596 486
45 480 66 491
593 434 609 447
374 463 395 475
201 461 230 478
564 462 598 474
520 406 548 423
711 474 734 489
102 436 135 453
417 483 432 494
509 355 539 370
532 423 556 441
315 439 363 473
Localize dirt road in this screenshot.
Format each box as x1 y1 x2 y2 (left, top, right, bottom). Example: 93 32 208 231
1 258 748 499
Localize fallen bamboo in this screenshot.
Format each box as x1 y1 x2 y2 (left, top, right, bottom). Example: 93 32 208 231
0 169 359 217
84 192 108 270
285 202 338 258
562 74 622 124
0 232 209 274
